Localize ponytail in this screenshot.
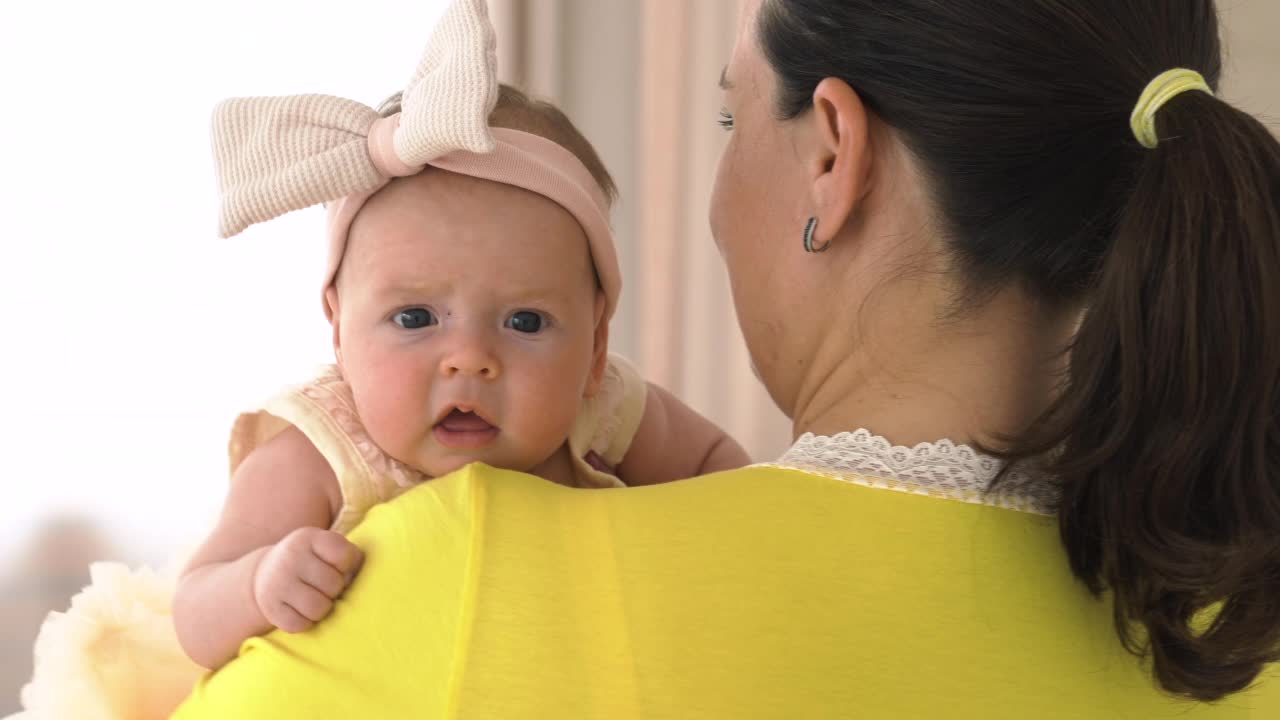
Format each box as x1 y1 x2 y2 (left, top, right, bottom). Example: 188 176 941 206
1011 91 1280 701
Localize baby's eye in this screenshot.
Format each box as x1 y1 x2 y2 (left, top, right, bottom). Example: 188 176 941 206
506 311 546 334
717 108 735 131
393 308 437 329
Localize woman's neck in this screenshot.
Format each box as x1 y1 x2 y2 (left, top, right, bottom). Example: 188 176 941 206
790 280 1076 450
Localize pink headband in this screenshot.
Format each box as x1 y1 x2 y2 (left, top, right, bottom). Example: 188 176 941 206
322 124 619 322
209 0 620 322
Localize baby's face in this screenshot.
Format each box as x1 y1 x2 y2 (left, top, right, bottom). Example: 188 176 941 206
332 168 606 478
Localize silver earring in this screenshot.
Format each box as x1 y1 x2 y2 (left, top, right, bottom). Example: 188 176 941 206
803 217 831 253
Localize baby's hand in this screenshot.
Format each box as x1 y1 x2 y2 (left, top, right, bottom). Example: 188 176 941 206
252 527 364 633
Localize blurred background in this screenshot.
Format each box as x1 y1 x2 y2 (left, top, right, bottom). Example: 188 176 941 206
0 0 1277 710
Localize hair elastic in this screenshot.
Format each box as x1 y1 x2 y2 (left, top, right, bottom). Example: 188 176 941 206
1130 68 1214 149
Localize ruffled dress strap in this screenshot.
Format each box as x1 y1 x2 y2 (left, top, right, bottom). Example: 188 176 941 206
566 353 648 488
228 365 429 534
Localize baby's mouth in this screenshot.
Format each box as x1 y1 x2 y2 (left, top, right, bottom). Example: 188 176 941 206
433 408 500 450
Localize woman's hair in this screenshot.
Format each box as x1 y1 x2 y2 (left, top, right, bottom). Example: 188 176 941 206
760 0 1280 702
378 85 617 205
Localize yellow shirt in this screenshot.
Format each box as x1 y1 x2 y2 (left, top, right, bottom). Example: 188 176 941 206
173 463 1278 719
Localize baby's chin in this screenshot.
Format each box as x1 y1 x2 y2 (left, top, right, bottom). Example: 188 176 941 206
412 447 534 479
390 449 479 479
412 444 572 484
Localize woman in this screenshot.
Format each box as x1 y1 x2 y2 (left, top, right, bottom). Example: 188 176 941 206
174 0 1279 716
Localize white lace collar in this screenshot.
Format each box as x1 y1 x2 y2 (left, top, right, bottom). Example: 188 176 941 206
765 429 1058 516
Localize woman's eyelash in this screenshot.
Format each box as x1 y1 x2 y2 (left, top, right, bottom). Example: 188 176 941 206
718 109 735 131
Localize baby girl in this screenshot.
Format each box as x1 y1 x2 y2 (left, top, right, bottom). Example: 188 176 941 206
171 0 749 670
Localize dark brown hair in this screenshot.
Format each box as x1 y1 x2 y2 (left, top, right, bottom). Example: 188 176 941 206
760 0 1280 702
379 85 617 205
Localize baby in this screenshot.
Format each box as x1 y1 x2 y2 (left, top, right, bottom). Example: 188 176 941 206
172 0 749 670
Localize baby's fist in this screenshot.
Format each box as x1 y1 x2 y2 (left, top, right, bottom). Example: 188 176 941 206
252 527 364 633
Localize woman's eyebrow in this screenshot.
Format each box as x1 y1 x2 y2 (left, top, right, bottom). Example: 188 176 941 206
719 66 734 90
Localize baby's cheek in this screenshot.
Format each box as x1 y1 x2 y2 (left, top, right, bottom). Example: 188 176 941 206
350 376 430 456
510 373 584 455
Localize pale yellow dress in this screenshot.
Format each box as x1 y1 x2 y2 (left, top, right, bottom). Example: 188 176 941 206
230 355 647 533
11 356 646 720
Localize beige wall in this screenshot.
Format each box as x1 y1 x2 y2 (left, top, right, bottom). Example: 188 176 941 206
1223 1 1280 121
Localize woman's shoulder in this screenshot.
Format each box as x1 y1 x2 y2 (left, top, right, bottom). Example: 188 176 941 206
174 459 1278 719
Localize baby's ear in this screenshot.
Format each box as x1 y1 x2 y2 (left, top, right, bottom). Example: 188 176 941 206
325 287 344 366
585 292 609 398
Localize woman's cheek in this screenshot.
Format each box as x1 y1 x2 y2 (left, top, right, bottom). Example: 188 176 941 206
710 139 744 252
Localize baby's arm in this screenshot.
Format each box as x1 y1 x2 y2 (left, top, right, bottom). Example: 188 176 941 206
173 427 362 669
616 383 752 486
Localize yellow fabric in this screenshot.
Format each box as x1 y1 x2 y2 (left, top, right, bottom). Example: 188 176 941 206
228 355 647 534
1130 68 1214 149
172 464 1278 719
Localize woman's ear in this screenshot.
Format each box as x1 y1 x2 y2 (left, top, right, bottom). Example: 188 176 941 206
806 77 873 249
586 292 609 398
325 287 344 366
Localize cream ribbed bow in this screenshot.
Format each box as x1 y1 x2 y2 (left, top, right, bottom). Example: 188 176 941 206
211 0 498 239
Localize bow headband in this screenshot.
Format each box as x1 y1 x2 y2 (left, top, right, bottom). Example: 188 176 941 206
210 0 621 322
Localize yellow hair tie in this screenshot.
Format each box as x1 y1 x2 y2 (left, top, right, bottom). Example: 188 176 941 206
1130 68 1214 149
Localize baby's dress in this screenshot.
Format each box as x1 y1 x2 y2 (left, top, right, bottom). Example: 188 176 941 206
12 355 647 720
231 354 647 534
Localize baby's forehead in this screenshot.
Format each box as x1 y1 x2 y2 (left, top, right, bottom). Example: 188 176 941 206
342 171 596 293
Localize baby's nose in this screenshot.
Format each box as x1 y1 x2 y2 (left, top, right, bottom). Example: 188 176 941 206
439 341 501 380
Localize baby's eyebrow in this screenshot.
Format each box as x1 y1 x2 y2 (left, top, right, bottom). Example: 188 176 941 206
376 282 573 305
378 281 442 297
500 288 576 306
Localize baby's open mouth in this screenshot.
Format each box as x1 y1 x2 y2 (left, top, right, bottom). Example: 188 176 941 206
433 408 499 449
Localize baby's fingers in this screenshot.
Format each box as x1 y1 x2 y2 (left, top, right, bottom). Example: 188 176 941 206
311 530 364 580
284 581 335 624
262 598 314 634
298 553 349 598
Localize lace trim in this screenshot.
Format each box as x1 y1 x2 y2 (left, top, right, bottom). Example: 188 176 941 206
765 429 1059 516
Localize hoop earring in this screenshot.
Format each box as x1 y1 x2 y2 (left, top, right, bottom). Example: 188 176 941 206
802 217 831 253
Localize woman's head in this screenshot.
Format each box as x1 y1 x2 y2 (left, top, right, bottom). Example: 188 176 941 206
327 86 616 480
710 0 954 421
713 0 1280 701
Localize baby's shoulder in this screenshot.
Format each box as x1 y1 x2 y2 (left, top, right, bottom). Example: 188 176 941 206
231 424 342 517
575 354 651 468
